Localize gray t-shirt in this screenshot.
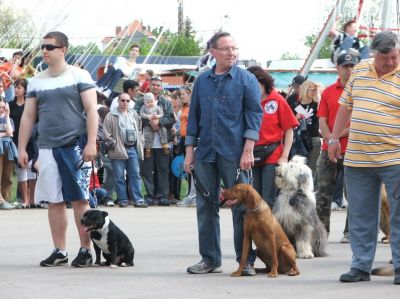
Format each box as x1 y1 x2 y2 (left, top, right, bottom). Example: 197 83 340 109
26 65 95 148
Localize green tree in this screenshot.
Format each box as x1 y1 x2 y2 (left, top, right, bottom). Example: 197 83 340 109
280 51 301 60
0 0 36 50
150 19 202 56
69 42 101 55
303 33 332 59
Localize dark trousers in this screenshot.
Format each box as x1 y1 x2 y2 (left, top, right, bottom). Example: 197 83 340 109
141 148 169 199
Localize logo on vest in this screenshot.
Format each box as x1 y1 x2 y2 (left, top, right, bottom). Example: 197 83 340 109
264 101 278 114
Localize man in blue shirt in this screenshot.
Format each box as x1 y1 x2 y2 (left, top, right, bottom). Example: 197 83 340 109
184 31 262 275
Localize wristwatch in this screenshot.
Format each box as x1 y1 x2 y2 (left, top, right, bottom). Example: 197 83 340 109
328 139 340 145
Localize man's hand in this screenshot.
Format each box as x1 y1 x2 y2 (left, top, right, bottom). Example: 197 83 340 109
184 146 194 175
328 143 342 163
240 139 255 170
83 141 97 162
18 149 29 168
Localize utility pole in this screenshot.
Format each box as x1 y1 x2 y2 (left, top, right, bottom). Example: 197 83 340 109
178 0 184 34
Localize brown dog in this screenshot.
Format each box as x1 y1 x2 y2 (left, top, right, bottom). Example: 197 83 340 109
222 183 299 278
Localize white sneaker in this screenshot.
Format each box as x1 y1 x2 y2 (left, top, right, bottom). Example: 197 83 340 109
177 196 196 207
340 234 350 243
341 196 348 209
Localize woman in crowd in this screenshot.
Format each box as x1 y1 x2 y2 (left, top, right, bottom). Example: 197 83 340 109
10 78 36 208
295 80 321 177
247 65 298 208
103 93 146 208
176 85 197 207
0 78 17 209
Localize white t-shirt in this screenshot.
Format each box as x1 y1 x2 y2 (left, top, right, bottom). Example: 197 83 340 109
114 57 141 79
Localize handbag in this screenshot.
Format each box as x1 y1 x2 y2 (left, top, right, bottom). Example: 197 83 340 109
253 142 280 167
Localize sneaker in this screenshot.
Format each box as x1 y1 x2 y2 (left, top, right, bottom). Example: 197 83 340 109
339 268 370 282
187 260 223 274
177 196 196 207
395 268 400 285
71 248 93 267
0 201 15 210
341 195 348 209
242 264 256 276
146 198 156 206
40 202 49 209
331 202 341 211
158 197 170 206
105 199 115 207
119 200 129 208
340 234 350 243
134 201 148 208
40 248 68 267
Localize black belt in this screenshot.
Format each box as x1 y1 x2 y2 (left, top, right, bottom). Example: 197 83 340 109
125 144 135 148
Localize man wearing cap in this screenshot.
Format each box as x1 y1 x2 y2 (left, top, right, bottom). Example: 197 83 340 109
315 52 358 240
328 31 400 284
286 75 306 114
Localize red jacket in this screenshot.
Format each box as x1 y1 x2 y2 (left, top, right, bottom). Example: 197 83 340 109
256 89 299 164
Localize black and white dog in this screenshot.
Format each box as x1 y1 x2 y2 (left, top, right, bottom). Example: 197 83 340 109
274 155 328 259
80 210 134 268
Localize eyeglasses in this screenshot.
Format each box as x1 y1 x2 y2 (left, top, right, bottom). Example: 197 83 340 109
308 88 317 92
214 46 239 53
41 44 64 51
119 99 130 102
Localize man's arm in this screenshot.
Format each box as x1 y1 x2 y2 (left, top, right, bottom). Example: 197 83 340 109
240 74 262 170
328 105 352 163
18 98 37 167
81 88 98 161
319 117 331 144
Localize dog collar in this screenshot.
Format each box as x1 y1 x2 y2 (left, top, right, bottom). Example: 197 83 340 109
246 201 263 213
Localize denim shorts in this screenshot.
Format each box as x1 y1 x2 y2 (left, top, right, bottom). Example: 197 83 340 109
34 145 91 204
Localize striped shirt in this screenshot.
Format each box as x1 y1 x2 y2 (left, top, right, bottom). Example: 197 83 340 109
340 59 400 167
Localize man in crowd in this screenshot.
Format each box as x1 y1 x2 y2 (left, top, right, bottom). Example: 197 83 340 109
328 31 400 284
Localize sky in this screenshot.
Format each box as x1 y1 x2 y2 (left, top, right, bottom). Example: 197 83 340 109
9 0 341 64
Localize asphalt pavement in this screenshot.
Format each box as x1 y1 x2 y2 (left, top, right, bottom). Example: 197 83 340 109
0 206 398 299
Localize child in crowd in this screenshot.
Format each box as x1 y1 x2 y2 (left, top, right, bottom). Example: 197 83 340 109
140 92 169 158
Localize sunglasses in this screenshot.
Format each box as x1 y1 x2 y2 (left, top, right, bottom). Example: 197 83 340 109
41 44 64 51
119 99 130 102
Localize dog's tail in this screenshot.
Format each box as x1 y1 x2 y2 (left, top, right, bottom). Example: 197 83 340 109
312 219 328 257
371 265 394 276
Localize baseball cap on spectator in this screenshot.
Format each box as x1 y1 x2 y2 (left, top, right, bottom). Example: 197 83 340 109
336 53 359 66
291 75 306 86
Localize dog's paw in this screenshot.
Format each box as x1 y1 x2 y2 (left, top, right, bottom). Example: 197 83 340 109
288 267 300 276
110 264 118 269
267 271 278 278
297 252 314 259
231 271 242 277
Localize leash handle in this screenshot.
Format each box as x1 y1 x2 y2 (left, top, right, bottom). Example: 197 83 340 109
235 168 253 186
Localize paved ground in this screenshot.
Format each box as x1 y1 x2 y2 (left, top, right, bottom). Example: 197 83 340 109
0 206 398 299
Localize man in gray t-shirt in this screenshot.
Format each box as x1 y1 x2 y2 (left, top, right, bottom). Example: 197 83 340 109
18 31 98 268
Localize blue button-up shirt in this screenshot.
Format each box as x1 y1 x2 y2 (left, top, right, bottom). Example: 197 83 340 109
185 64 262 162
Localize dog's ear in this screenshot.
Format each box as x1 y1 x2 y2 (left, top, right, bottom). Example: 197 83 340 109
102 211 109 217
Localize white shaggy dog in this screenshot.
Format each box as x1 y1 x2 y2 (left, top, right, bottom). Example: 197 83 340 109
273 155 328 259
